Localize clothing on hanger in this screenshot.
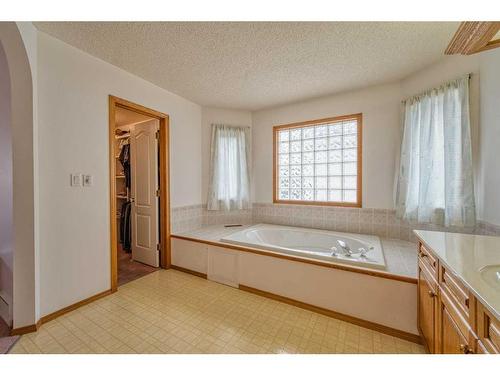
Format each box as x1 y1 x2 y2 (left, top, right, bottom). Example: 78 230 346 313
118 138 129 148
119 201 132 252
119 143 131 188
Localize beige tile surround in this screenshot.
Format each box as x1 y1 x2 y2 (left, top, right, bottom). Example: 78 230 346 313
171 203 498 242
171 204 252 233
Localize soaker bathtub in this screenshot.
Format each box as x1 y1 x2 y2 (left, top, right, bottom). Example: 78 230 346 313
220 224 386 270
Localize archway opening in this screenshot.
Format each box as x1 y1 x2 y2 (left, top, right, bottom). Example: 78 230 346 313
0 40 14 336
0 22 37 337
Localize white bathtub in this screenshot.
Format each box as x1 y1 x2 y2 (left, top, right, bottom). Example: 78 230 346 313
220 224 386 270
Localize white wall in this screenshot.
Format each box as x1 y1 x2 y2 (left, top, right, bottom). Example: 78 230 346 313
478 48 500 225
400 55 479 98
0 41 13 324
252 83 401 208
37 32 202 316
201 107 252 204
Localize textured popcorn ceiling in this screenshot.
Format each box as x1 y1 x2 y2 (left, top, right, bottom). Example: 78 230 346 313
34 22 458 110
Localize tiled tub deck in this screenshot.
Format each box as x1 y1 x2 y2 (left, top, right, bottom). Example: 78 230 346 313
172 224 418 279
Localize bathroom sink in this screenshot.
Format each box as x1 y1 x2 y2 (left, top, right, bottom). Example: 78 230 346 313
479 265 500 290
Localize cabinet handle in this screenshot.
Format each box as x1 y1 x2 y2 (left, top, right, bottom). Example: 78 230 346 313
428 290 436 298
459 344 473 354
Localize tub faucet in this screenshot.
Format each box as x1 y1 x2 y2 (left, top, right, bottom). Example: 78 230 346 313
336 240 353 256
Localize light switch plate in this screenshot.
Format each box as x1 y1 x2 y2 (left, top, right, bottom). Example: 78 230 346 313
83 174 93 187
71 173 82 187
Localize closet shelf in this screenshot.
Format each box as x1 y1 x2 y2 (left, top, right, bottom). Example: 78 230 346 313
115 134 130 140
116 175 125 179
116 195 128 200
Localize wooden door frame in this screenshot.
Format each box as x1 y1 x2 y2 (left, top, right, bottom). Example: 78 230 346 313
109 95 171 292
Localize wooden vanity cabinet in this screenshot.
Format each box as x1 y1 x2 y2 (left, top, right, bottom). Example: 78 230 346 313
417 241 499 354
417 260 438 353
418 244 438 279
439 302 471 353
437 288 475 354
476 339 489 354
437 262 477 354
477 302 500 354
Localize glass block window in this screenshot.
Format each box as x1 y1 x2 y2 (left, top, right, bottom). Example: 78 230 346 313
274 114 362 207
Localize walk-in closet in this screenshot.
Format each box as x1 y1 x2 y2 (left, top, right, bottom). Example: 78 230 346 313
114 107 161 286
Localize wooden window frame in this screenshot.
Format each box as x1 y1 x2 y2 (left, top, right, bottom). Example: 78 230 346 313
273 113 362 208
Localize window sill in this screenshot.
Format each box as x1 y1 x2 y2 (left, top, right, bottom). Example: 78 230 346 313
273 199 362 208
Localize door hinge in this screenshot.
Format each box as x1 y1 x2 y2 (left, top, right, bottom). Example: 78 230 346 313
155 189 160 197
155 130 160 140
156 243 161 252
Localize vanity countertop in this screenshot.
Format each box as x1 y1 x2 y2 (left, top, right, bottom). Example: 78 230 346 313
414 230 500 320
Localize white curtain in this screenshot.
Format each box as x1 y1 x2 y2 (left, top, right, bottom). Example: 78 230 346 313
395 75 476 227
207 124 250 211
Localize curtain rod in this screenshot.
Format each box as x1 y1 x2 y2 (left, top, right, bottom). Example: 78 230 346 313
211 124 251 129
401 73 472 104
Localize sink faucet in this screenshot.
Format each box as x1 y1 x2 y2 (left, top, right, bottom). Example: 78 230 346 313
336 240 353 256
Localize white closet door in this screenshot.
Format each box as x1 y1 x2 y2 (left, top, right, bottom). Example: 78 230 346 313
130 119 159 267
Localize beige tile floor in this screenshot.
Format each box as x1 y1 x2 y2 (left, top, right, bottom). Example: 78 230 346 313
9 269 425 354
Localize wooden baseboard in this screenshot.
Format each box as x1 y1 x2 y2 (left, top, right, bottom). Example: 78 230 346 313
10 289 113 336
239 284 421 344
10 321 41 336
170 265 207 279
40 289 113 325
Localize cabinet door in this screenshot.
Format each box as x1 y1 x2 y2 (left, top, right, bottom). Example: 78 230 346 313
476 339 490 354
418 263 438 353
477 302 500 354
440 303 472 354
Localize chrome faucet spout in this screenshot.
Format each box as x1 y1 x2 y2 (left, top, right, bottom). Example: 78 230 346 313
336 240 353 256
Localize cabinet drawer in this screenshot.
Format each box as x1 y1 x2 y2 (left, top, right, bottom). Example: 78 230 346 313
439 265 471 318
418 243 438 277
419 259 438 290
440 287 473 341
491 322 500 351
477 302 500 354
440 300 473 354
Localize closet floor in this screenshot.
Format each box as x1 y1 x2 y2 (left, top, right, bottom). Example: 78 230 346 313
118 245 157 286
0 316 10 337
0 316 18 354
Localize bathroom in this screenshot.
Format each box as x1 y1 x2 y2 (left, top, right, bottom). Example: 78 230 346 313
0 14 498 370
